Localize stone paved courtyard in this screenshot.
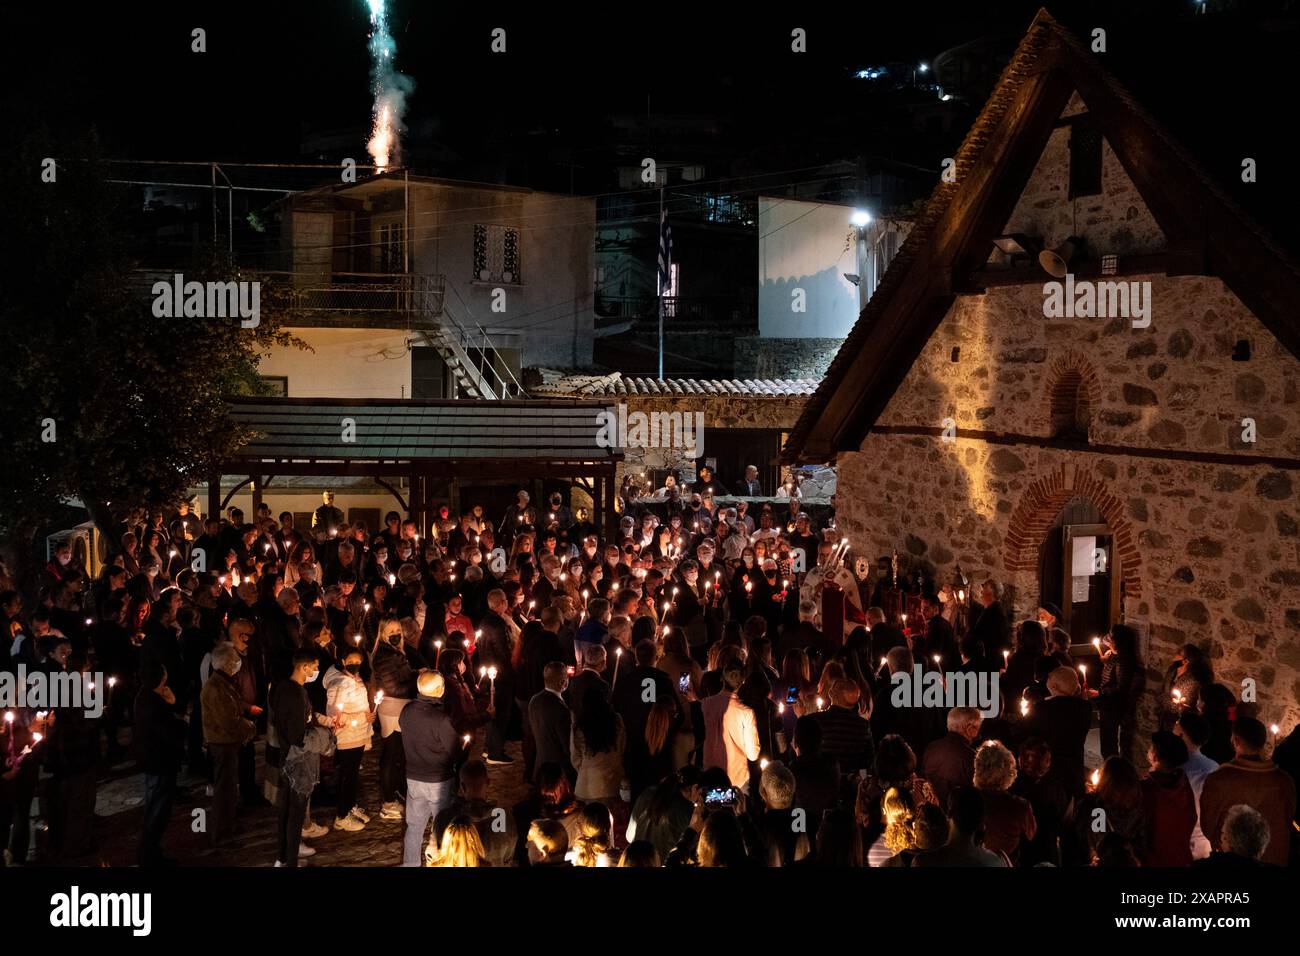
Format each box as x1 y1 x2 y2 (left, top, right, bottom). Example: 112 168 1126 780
18 734 530 868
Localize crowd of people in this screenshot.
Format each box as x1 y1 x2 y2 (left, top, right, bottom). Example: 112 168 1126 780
1 478 1296 869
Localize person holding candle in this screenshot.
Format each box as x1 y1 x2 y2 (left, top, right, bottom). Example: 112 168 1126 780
1062 756 1145 866
370 618 416 820
436 647 493 744
1095 625 1143 760
1199 716 1297 867
477 589 516 767
1001 620 1046 707
324 648 374 831
1160 643 1214 731
399 670 461 866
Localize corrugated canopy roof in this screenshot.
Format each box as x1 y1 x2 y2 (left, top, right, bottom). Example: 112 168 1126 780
225 397 620 476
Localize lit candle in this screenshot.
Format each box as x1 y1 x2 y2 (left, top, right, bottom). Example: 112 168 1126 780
880 656 887 670
611 647 623 688
1092 637 1102 653
462 734 471 747
1019 698 1029 717
901 613 908 629
1090 768 1101 789
744 581 753 594
932 654 941 667
815 696 824 711
108 676 118 689
4 712 13 724
759 758 769 771
1002 649 1010 669
84 617 92 626
388 573 396 586
171 549 179 558
1271 723 1280 736
487 665 497 707
354 634 362 645
1172 688 1183 705
778 703 785 715
364 602 371 612
957 589 965 602
434 640 443 665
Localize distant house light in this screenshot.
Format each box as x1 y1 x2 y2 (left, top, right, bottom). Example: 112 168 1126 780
918 63 929 73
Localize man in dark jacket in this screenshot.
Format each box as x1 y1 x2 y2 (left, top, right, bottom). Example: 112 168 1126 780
870 647 943 762
917 592 958 672
968 579 1010 659
477 589 516 766
400 670 462 865
134 660 188 866
528 663 574 784
270 650 320 867
812 679 875 775
1027 666 1093 797
612 639 676 797
789 718 840 844
920 707 981 808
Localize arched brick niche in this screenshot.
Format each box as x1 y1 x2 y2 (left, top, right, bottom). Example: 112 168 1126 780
1045 352 1101 440
1003 463 1142 597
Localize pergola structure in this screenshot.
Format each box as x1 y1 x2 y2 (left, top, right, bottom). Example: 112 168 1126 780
213 396 622 535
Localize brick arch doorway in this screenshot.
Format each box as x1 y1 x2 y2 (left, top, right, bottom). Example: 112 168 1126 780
1003 464 1142 642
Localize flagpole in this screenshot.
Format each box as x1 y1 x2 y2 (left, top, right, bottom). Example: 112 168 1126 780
657 185 665 381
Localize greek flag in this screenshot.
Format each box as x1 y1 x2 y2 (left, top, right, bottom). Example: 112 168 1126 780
657 203 673 296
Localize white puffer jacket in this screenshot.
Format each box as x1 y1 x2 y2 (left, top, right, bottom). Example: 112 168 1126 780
324 666 373 750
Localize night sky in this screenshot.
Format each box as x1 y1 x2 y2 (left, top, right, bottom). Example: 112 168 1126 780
4 1 1296 244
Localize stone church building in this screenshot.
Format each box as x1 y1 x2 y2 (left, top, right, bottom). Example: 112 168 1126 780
783 11 1300 736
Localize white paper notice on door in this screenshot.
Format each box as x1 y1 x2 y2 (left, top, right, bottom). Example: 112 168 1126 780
1071 535 1100 575
1071 575 1091 603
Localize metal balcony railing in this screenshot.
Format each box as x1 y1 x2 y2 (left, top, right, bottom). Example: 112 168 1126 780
280 271 445 322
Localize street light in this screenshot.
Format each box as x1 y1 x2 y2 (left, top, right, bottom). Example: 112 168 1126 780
850 209 872 228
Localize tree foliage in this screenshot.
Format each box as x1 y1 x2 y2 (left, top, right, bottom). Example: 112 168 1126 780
0 131 305 585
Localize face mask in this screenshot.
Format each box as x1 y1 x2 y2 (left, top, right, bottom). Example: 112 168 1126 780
344 663 361 675
230 660 242 676
744 557 754 567
58 554 71 566
308 670 320 683
147 568 159 578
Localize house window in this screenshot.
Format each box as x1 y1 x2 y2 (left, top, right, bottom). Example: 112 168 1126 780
1069 120 1103 199
259 375 288 397
377 221 405 273
473 224 521 284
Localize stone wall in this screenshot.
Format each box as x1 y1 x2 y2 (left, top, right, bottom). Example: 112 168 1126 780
734 336 843 380
834 274 1300 737
612 393 809 487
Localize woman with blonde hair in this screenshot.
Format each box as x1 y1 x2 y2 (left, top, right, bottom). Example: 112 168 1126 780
867 786 917 866
426 816 488 867
568 802 617 867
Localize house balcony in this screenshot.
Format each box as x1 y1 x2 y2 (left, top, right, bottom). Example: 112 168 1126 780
273 271 446 329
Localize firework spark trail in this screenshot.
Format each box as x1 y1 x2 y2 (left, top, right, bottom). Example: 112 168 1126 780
365 0 413 172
